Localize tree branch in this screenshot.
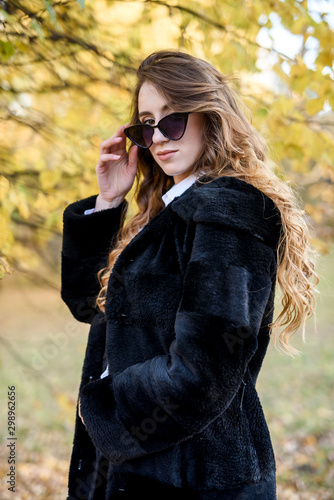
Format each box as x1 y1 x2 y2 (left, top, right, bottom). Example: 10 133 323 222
141 0 297 62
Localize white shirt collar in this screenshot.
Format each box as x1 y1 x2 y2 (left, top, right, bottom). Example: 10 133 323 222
162 170 206 207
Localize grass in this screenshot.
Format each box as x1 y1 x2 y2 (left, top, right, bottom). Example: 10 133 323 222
257 244 334 499
0 245 333 499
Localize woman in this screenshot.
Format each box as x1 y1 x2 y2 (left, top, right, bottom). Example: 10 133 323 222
61 50 318 499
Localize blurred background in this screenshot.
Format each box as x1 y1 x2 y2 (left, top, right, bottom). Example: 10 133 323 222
0 0 333 498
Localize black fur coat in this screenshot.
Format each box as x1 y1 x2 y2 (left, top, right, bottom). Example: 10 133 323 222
61 175 281 499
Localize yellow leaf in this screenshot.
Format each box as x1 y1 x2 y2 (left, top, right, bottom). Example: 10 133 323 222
0 209 14 253
290 16 310 35
0 175 10 198
39 170 61 190
55 391 75 414
317 49 334 68
305 98 324 116
33 192 49 214
16 191 30 219
0 255 14 279
13 40 29 53
305 203 323 223
271 97 295 116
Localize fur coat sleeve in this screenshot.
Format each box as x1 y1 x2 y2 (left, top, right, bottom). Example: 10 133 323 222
61 195 128 323
79 186 279 464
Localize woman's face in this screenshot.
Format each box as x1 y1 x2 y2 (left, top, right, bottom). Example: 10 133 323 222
138 81 205 184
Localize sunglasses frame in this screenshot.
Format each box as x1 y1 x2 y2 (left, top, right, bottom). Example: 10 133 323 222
124 112 191 149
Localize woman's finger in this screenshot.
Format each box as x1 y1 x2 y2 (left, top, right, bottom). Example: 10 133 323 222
99 153 121 162
128 145 138 171
100 135 123 153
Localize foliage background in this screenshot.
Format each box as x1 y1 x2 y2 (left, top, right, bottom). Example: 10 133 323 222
0 0 333 498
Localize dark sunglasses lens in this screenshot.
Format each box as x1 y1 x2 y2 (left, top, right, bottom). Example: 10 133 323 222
160 114 187 140
142 125 153 147
126 125 153 148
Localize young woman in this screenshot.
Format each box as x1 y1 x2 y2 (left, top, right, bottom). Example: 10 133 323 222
61 50 318 500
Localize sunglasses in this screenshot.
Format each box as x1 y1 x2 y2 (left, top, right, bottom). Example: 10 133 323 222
124 112 190 149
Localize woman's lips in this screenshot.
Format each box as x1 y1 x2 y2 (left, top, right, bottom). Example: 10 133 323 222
157 150 178 161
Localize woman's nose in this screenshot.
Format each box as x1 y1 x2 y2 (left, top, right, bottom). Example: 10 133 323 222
152 127 169 144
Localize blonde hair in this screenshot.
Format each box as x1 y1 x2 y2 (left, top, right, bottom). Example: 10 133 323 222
96 50 318 356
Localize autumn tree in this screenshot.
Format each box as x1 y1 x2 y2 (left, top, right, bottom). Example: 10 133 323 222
0 0 333 281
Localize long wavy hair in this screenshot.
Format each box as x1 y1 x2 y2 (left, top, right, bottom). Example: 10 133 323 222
96 50 318 356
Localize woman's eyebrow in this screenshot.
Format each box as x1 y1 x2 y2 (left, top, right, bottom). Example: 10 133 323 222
138 104 171 119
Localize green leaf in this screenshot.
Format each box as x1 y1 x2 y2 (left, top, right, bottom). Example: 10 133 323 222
255 108 268 118
0 41 15 61
30 19 45 39
42 0 57 24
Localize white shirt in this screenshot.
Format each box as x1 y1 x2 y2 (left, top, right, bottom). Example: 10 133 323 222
161 170 205 207
91 170 206 379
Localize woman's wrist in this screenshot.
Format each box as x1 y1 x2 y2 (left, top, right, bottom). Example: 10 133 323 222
95 193 125 211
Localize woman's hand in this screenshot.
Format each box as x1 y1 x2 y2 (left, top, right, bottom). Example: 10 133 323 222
95 124 138 210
